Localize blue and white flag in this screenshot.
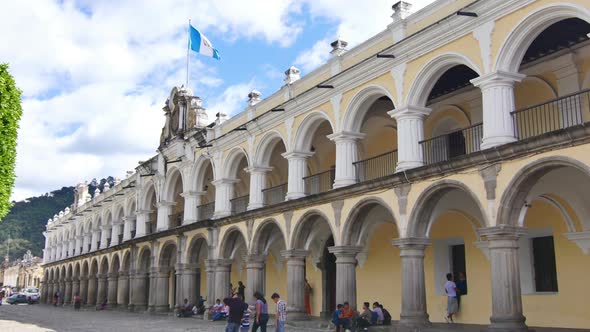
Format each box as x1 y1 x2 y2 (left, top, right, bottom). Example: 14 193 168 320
189 24 221 60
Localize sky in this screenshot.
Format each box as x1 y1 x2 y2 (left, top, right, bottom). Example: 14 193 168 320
1 0 435 202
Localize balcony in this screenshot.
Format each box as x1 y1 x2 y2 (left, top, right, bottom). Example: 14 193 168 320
197 201 215 221
354 150 398 182
130 230 136 239
118 234 123 244
169 212 183 228
304 169 335 195
512 89 588 140
231 195 249 215
263 183 287 206
420 123 483 165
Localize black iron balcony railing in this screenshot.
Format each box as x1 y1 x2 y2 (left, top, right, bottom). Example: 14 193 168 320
169 212 183 228
354 150 398 183
79 247 83 254
304 169 335 195
130 230 136 239
263 183 287 206
87 244 91 252
231 195 249 215
512 89 589 140
106 238 111 247
420 123 483 165
96 241 101 249
118 234 123 244
197 201 215 221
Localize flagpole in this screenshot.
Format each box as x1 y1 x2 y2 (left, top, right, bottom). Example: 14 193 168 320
186 19 190 89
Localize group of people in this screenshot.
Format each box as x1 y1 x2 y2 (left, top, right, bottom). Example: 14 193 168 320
331 301 392 332
445 271 468 323
218 291 287 332
51 291 83 310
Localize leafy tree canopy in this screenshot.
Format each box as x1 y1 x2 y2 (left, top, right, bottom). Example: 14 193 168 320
0 63 23 219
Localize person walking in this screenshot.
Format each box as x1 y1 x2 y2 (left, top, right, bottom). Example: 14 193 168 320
223 296 247 332
445 273 458 323
252 291 269 332
271 293 287 332
73 292 82 311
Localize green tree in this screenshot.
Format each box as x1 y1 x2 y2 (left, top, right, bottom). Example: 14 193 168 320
0 64 23 219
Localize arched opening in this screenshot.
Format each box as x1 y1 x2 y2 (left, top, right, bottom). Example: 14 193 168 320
225 150 251 215
251 221 288 311
119 251 131 307
136 248 151 311
164 169 184 228
128 201 137 239
81 261 89 305
157 243 178 312
343 199 400 315
219 229 248 300
97 257 109 307
113 206 125 244
257 133 289 206
143 185 157 234
294 114 336 195
498 159 590 329
194 158 216 221
109 255 120 307
408 182 487 324
422 65 481 165
512 17 590 140
104 212 113 248
88 259 99 305
292 212 335 316
187 237 209 307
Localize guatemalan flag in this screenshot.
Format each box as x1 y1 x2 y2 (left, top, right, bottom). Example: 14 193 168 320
189 24 221 60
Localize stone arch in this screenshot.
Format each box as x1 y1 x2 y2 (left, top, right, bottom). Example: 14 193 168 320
219 227 248 259
255 130 288 166
126 196 137 217
191 155 216 192
162 166 184 202
158 241 178 267
427 105 471 137
342 84 396 133
110 253 121 273
82 260 89 277
497 156 590 230
66 263 73 279
74 262 81 278
341 197 400 247
139 181 157 211
495 3 590 73
99 256 109 275
223 147 251 178
121 251 131 272
293 110 335 152
290 209 337 250
407 180 488 238
250 218 288 255
406 52 483 107
187 235 209 264
137 246 152 272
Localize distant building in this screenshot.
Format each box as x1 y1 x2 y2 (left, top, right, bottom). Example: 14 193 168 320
1 251 43 290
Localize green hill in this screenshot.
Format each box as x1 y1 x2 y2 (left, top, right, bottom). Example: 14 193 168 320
0 177 114 260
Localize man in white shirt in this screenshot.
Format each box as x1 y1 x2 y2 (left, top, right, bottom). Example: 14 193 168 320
445 273 458 323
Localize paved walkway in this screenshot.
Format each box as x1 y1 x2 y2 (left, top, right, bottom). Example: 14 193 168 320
0 304 588 332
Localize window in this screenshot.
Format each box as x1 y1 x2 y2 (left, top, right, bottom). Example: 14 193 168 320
433 238 467 295
532 236 558 292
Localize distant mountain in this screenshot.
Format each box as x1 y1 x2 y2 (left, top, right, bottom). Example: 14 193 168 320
0 177 115 261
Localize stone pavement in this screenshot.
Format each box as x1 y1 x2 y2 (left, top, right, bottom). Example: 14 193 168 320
0 304 589 332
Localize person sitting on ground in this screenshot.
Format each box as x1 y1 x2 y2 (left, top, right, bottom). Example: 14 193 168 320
379 304 392 325
355 302 373 330
99 298 107 311
332 304 343 332
339 302 355 332
211 299 226 321
177 298 193 317
372 302 384 325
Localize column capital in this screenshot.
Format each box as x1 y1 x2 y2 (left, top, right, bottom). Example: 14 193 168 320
281 249 309 260
212 178 240 186
246 166 273 174
470 70 525 88
328 245 362 257
392 237 430 250
282 151 314 160
180 191 207 198
207 258 233 268
388 105 431 120
157 200 176 208
327 131 366 142
478 225 527 240
245 254 266 269
107 272 119 280
136 209 152 216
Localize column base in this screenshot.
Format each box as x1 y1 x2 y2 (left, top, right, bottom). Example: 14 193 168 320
247 203 264 211
488 315 528 332
286 192 305 200
287 309 310 321
154 305 171 312
481 136 517 150
399 313 430 328
396 160 424 172
333 178 356 189
212 211 231 219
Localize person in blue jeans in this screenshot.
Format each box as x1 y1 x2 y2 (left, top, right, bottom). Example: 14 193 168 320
332 304 343 332
224 296 247 332
271 293 287 332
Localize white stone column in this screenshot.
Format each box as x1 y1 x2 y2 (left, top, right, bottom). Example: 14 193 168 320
90 229 99 252
205 260 216 307
107 272 118 307
281 249 309 320
389 106 431 172
100 225 110 249
177 263 198 306
122 217 131 241
212 179 238 218
82 234 89 254
96 273 108 308
329 246 362 309
328 132 366 188
479 226 528 331
213 259 232 300
135 211 150 237
471 71 525 149
392 238 430 328
75 236 83 256
117 271 129 307
181 191 204 225
110 221 121 246
245 255 266 304
69 239 76 257
156 201 175 231
247 167 272 210
283 151 313 200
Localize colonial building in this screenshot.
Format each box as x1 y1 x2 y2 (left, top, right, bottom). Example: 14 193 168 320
42 0 590 330
2 251 43 290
